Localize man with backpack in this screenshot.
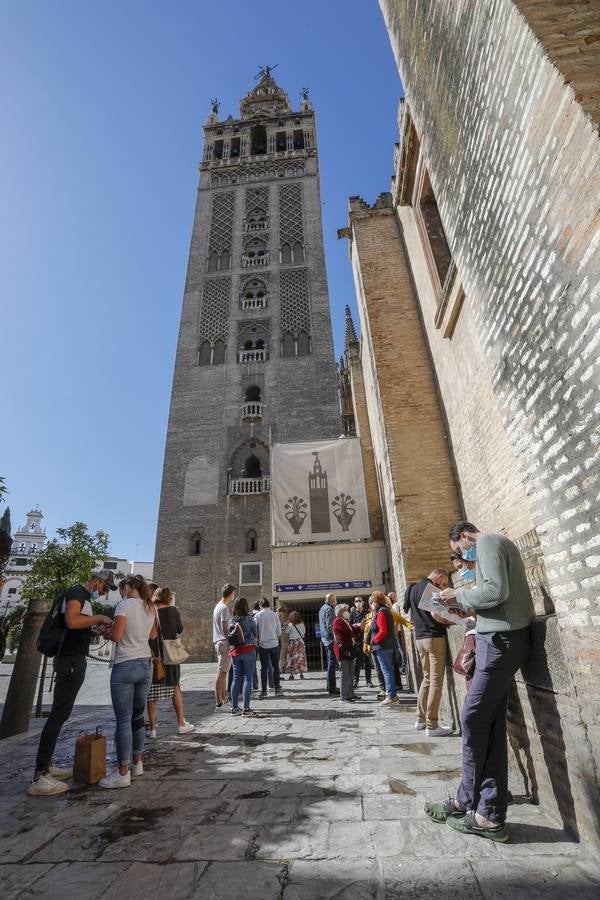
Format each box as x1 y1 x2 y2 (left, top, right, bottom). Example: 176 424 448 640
27 570 116 796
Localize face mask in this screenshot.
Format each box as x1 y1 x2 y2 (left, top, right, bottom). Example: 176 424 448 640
342 611 350 620
460 567 476 583
460 544 477 562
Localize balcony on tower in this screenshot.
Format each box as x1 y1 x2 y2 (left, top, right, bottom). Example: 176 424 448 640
238 323 269 364
242 237 269 268
241 401 264 422
243 210 269 233
228 476 271 495
228 446 270 495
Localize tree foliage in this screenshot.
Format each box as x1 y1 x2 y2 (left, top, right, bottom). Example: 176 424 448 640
22 521 110 602
0 476 7 506
0 506 12 580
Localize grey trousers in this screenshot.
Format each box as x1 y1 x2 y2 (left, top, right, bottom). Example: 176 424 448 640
457 627 531 823
339 658 354 700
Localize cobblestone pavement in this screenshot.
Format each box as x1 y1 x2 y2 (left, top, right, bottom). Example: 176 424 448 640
1 665 599 899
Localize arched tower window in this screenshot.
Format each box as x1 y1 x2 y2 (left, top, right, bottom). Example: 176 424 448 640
198 341 212 366
208 251 219 272
190 531 202 556
246 238 267 259
220 249 230 271
281 243 292 264
212 339 226 364
245 529 257 553
282 333 295 357
251 124 267 155
297 331 311 356
245 454 262 478
292 242 304 264
245 385 261 402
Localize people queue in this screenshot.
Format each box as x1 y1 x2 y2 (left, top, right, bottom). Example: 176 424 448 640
28 573 193 796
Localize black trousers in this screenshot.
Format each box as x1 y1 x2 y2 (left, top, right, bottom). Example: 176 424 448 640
259 646 281 691
35 655 87 773
354 649 372 684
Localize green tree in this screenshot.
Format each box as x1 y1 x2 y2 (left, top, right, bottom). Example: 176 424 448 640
21 521 110 602
0 476 7 506
0 507 12 580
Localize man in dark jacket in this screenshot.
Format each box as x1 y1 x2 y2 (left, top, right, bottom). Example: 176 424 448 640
403 568 453 737
318 593 338 696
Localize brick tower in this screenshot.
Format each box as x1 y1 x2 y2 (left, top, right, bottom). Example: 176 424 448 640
154 69 340 658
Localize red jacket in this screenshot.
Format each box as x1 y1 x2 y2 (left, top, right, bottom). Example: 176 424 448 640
332 615 356 662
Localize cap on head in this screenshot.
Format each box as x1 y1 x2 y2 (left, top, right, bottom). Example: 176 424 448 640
94 569 118 591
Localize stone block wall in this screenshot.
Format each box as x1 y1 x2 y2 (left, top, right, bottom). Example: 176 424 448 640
379 0 600 842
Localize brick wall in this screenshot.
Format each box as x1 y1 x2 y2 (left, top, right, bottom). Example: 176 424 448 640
342 196 463 591
379 0 600 842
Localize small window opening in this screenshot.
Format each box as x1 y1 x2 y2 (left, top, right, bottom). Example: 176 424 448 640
230 137 241 158
276 132 287 151
246 529 257 553
293 130 304 150
213 140 224 159
245 455 262 478
245 385 261 402
251 124 267 155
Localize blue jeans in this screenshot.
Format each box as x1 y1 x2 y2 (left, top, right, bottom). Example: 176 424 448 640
253 655 274 689
110 658 152 767
259 646 280 691
231 650 257 710
457 627 531 823
373 648 396 699
323 642 337 692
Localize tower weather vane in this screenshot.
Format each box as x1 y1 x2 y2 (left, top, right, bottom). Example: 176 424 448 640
255 64 278 80
210 98 220 114
301 86 310 101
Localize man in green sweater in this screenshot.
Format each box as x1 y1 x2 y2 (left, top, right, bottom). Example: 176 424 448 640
425 521 534 842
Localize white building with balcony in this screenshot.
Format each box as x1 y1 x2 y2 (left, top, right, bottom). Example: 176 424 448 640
0 508 47 612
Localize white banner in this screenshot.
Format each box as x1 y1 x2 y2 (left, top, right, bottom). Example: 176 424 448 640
271 438 371 545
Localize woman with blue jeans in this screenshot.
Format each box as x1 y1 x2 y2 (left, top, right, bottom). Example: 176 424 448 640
229 596 258 717
369 592 398 707
100 574 157 789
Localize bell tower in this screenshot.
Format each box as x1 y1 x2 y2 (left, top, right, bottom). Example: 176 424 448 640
154 70 340 658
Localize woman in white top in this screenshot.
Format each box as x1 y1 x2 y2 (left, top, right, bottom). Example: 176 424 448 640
285 610 307 679
100 574 157 789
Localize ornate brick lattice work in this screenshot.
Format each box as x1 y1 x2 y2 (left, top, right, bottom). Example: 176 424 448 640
199 277 230 342
280 268 311 335
208 192 234 253
245 187 269 218
279 183 304 247
211 161 305 187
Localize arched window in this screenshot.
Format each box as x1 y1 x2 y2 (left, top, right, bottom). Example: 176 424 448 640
213 339 226 364
247 209 267 227
245 529 257 553
220 249 230 271
198 341 212 366
246 239 266 259
245 454 262 478
255 338 265 350
208 251 219 272
297 331 311 356
251 124 267 155
244 339 253 351
190 531 202 556
282 333 295 357
245 385 261 402
281 244 292 264
292 242 304 264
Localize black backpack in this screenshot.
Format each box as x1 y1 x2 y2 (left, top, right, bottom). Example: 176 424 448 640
36 595 67 657
227 620 244 648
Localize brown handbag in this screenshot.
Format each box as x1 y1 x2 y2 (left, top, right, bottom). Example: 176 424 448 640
73 726 106 784
152 612 166 681
453 633 476 678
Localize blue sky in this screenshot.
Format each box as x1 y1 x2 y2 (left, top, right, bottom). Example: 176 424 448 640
1 1 402 560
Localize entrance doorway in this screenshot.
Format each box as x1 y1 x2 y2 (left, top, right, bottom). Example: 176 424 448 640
278 601 324 671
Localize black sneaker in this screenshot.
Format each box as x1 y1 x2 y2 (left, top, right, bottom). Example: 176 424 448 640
242 708 259 718
258 691 267 699
328 688 340 696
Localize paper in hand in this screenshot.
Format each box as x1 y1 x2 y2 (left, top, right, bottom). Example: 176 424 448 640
417 582 466 626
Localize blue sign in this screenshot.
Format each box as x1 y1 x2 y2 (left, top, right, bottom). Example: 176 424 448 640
275 581 373 592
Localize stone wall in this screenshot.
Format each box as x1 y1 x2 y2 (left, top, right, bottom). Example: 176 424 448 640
377 0 600 842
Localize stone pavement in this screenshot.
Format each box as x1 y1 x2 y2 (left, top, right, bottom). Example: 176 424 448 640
1 665 599 899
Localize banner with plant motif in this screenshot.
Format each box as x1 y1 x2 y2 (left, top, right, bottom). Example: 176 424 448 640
271 439 371 545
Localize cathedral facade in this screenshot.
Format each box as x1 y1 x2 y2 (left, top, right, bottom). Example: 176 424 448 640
154 71 340 658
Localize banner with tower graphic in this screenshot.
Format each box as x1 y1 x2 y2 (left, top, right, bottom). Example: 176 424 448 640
271 439 371 544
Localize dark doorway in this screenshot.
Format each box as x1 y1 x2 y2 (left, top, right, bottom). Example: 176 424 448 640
251 124 267 155
280 601 324 671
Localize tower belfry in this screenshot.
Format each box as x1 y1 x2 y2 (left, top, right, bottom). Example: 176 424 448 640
154 71 340 657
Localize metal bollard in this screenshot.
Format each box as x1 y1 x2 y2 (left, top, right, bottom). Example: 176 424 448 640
0 598 51 739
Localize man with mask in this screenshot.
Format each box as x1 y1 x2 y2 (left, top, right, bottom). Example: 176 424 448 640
403 568 454 736
27 570 116 796
319 593 339 696
426 521 534 842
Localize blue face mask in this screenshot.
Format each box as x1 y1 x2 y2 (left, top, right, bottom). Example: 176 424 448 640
460 567 476 583
90 589 99 600
461 545 477 562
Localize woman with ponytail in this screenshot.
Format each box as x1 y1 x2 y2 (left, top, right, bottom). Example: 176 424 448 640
100 574 157 790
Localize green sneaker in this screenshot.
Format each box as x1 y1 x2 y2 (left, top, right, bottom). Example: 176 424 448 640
424 798 465 823
446 811 509 842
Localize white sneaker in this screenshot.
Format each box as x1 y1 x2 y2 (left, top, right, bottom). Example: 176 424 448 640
178 722 195 734
131 761 144 777
149 729 157 739
27 773 69 797
48 765 73 781
426 725 452 737
414 721 426 731
99 770 131 789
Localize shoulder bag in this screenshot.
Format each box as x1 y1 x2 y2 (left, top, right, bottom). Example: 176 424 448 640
161 608 190 665
151 613 166 681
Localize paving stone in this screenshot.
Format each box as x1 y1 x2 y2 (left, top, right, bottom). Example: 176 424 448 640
283 859 381 899
254 821 330 860
101 862 209 899
175 824 256 861
0 863 56 899
471 857 600 899
192 861 283 899
0 825 64 863
383 857 483 899
17 861 129 899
